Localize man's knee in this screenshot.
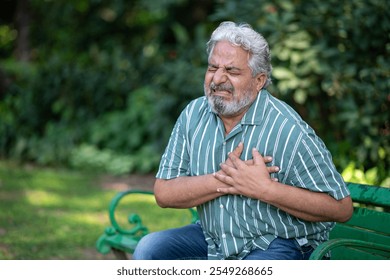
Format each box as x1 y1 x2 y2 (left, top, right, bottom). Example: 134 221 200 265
133 232 165 260
132 224 207 260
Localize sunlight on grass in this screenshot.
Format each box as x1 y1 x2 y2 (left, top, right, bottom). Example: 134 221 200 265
25 190 63 206
63 212 110 227
0 161 191 259
28 173 73 191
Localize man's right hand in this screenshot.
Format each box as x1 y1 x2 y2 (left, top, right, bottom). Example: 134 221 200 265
218 142 279 181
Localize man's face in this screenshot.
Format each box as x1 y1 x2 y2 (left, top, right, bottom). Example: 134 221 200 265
204 41 263 117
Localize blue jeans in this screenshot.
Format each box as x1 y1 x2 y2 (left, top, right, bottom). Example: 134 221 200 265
132 223 314 260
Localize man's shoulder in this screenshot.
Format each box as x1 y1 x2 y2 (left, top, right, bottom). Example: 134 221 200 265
263 92 320 141
265 93 300 120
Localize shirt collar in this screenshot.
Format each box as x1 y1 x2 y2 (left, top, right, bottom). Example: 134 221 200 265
240 88 268 126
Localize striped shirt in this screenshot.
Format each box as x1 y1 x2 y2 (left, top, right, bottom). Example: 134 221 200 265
156 89 350 260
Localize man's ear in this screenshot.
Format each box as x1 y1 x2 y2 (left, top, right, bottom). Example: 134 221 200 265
255 73 267 92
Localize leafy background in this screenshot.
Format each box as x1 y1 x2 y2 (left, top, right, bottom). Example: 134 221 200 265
0 0 389 186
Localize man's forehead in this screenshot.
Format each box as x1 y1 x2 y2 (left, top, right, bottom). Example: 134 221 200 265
209 41 250 69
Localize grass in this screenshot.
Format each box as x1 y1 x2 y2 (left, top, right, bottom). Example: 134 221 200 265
0 161 191 260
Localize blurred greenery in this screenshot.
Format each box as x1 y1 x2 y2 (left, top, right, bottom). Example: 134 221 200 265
0 161 192 259
0 161 115 259
0 0 389 185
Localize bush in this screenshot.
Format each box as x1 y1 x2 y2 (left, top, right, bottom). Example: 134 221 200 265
0 0 389 183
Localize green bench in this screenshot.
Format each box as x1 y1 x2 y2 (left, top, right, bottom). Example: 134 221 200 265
96 189 198 259
96 183 390 260
309 182 390 260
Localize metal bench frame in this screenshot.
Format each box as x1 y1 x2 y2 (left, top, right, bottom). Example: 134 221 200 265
96 183 390 260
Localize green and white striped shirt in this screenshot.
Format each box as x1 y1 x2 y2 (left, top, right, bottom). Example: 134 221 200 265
156 89 350 260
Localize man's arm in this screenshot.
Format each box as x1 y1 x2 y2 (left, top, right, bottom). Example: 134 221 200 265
154 174 227 208
215 148 353 223
154 142 279 209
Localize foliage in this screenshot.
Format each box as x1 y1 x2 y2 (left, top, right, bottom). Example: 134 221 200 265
342 162 390 187
0 0 389 183
0 0 210 174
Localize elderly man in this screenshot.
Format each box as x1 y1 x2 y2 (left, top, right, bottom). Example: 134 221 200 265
133 21 353 260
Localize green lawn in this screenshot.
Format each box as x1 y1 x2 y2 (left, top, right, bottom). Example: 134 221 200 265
0 161 190 260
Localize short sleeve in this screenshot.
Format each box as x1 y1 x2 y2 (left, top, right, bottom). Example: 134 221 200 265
288 134 350 200
156 110 190 179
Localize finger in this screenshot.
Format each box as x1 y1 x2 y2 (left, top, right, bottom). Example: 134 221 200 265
252 148 265 166
214 171 235 185
263 155 273 163
231 142 244 157
217 169 227 176
217 186 239 195
219 162 237 176
228 151 247 169
267 166 280 173
224 143 243 168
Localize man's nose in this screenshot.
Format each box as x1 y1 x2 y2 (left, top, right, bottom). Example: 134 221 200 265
212 68 228 85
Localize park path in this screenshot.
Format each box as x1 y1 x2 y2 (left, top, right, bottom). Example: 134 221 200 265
100 173 155 192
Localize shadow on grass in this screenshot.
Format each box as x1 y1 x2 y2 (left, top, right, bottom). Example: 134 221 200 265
0 161 179 260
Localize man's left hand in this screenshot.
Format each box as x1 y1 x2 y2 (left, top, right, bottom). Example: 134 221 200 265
214 147 279 199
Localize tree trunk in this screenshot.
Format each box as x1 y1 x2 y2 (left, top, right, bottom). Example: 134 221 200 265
15 0 31 62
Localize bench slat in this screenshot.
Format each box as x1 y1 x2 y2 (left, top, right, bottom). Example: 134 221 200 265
331 223 389 246
343 207 390 234
348 183 390 207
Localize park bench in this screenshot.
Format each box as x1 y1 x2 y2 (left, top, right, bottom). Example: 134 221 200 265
309 182 390 259
96 189 198 259
96 182 390 260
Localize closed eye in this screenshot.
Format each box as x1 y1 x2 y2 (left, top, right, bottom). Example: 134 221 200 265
207 65 218 72
207 65 242 75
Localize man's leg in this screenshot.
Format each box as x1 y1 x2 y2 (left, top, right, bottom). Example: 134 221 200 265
132 223 208 260
243 237 314 260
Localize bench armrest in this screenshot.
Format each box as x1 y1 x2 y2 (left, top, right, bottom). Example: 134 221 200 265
96 189 199 256
309 238 390 260
108 189 153 235
96 190 153 255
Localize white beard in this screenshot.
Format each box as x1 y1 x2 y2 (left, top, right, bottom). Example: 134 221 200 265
205 82 255 117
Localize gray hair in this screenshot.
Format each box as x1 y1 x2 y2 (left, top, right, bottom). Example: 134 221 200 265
206 21 272 88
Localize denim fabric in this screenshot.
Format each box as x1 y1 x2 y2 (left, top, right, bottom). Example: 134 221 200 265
132 223 313 260
133 223 208 260
243 238 314 260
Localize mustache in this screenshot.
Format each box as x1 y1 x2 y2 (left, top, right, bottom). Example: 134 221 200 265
210 82 234 92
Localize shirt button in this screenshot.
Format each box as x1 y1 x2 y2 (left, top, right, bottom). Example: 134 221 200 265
220 204 224 209
221 234 226 239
